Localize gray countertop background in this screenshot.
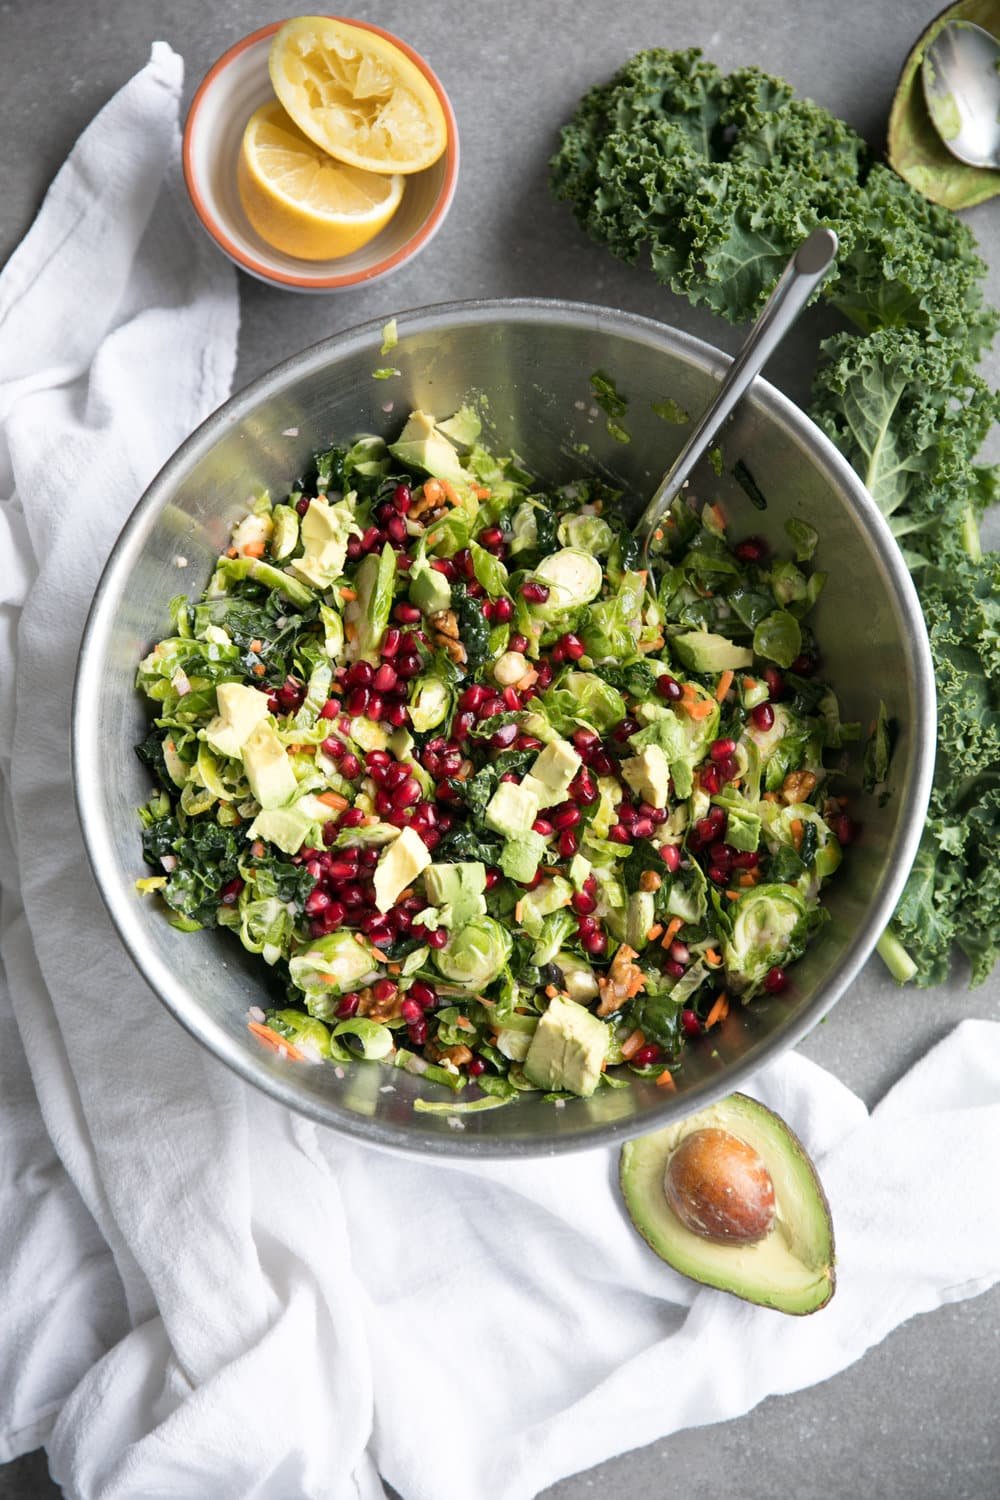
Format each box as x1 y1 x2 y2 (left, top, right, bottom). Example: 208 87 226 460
2 0 999 1496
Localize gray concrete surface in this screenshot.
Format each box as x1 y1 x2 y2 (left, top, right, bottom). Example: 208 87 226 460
2 0 999 1495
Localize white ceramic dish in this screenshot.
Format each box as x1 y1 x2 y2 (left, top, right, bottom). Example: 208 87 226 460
182 19 459 292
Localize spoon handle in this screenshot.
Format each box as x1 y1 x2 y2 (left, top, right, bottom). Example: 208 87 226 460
635 226 838 552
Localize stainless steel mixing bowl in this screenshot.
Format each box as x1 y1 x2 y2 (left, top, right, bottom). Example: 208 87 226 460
73 299 936 1156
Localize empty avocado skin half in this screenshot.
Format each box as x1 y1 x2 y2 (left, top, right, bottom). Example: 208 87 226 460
619 1093 835 1316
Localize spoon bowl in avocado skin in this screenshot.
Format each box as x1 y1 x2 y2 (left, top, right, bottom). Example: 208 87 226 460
922 19 1000 168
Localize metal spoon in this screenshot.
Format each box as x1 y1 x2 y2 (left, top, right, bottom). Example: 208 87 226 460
921 20 1000 169
635 226 838 562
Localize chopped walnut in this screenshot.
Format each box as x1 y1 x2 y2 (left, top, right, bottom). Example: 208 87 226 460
438 1043 473 1068
596 944 646 1017
357 986 403 1023
782 770 818 805
428 608 467 665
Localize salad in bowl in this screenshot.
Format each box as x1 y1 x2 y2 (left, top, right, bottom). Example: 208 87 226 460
135 404 859 1112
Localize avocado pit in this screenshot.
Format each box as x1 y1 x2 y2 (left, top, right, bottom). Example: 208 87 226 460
664 1126 776 1244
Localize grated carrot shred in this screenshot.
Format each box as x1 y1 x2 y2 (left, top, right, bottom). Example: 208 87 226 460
248 1021 304 1061
340 586 358 601
704 946 722 966
647 923 664 942
317 791 348 810
705 993 729 1029
620 1029 646 1061
656 1067 677 1090
661 917 683 948
715 669 734 702
243 540 266 558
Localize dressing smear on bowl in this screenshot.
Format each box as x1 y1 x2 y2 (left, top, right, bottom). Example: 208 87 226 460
134 405 864 1111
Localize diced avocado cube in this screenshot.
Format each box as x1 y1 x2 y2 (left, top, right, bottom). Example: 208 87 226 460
485 780 540 837
671 630 753 673
500 831 546 884
523 737 582 809
270 504 300 561
388 410 467 486
203 681 270 759
523 994 609 1097
410 563 452 615
556 952 600 1004
247 793 329 854
242 720 297 809
519 875 572 925
568 853 592 891
373 826 432 913
423 863 487 929
437 405 482 447
620 743 671 809
289 498 359 588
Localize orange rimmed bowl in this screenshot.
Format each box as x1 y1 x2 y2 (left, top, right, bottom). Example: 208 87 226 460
182 18 459 292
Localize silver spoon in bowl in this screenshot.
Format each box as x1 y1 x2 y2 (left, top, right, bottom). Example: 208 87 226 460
635 227 838 566
921 20 1000 169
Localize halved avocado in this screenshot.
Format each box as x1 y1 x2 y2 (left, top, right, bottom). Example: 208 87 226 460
619 1093 835 1315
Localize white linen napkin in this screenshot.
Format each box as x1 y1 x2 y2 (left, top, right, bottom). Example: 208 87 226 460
2 43 1000 1500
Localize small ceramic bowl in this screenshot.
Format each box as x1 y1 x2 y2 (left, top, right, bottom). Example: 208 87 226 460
182 19 459 292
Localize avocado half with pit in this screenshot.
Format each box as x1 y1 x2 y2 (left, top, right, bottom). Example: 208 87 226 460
619 1093 835 1315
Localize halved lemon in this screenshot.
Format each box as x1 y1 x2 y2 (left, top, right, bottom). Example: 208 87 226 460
237 100 404 261
268 16 448 175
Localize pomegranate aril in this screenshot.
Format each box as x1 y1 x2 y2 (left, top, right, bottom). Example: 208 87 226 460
372 977 398 1003
570 769 598 804
219 877 244 905
560 632 585 660
660 844 681 872
710 738 736 762
478 526 504 547
373 663 398 693
515 734 543 752
669 940 690 965
631 817 655 840
557 830 578 858
551 803 581 830
520 581 550 604
381 627 402 658
716 754 739 783
400 998 422 1025
502 687 521 712
734 535 768 563
763 666 785 701
336 992 360 1019
532 817 554 837
700 765 721 795
346 536 363 559
346 686 371 717
320 698 340 721
763 966 788 994
467 1057 487 1077
408 980 438 1008
484 867 501 890
492 596 514 623
581 928 606 956
791 653 817 676
339 753 361 780
431 558 456 580
407 1018 428 1046
591 749 616 776
360 525 381 552
571 889 597 916
386 701 408 727
492 723 518 749
572 728 600 754
608 824 630 844
392 482 412 513
460 683 488 712
395 654 422 680
664 959 685 980
477 695 505 720
393 776 422 809
731 849 759 870
340 806 366 828
535 661 554 690
339 883 365 906
834 815 857 845
680 1009 702 1037
296 496 311 517
393 602 422 624
425 926 449 949
751 701 775 731
613 717 640 743
360 847 379 867
322 820 339 846
632 1044 661 1067
386 515 408 545
657 674 683 701
509 633 529 653
454 548 475 579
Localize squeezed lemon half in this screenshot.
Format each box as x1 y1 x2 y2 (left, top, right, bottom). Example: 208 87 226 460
237 100 404 261
268 15 448 175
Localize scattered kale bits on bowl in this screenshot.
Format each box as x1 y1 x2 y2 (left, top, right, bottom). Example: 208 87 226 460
135 407 860 1108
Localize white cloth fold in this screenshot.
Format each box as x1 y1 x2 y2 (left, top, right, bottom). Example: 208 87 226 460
2 42 999 1500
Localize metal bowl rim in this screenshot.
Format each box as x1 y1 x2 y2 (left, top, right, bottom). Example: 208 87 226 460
72 296 937 1157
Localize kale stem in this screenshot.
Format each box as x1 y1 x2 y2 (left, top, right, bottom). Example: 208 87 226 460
876 928 918 984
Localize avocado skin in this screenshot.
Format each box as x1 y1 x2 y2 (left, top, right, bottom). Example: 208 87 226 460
619 1092 836 1316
